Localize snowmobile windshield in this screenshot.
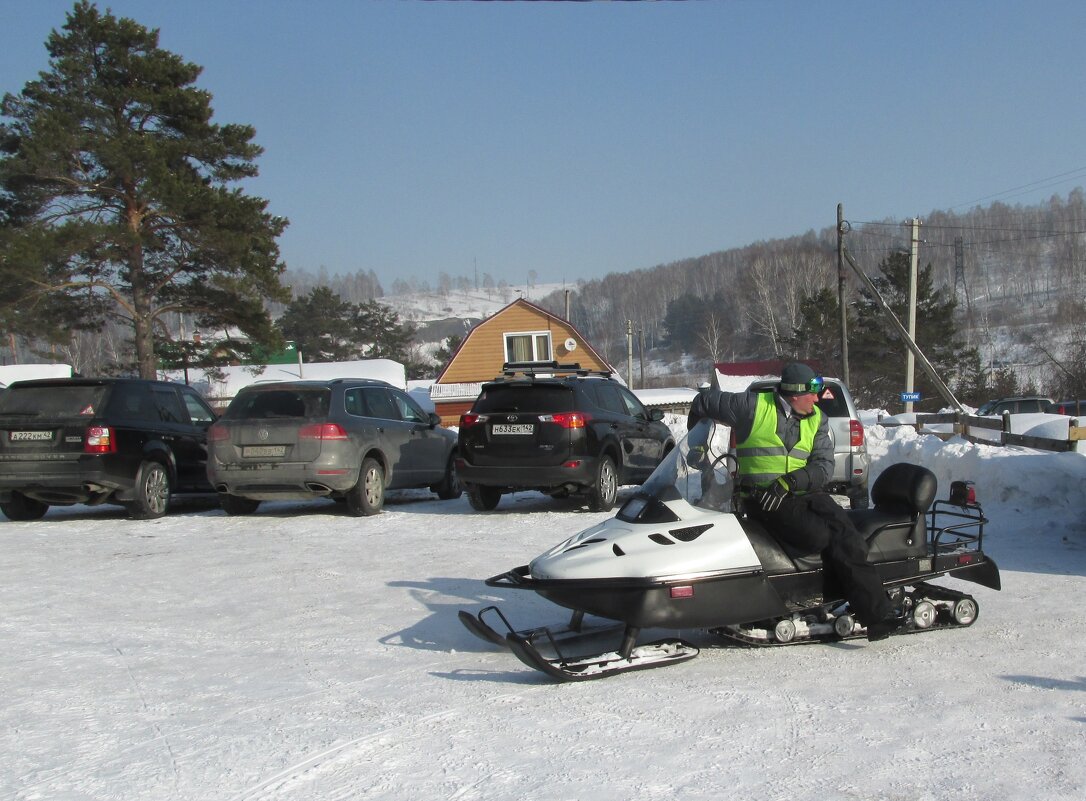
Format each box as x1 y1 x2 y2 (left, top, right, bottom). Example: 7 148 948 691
617 419 736 523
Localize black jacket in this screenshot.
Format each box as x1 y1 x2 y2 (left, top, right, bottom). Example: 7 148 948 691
688 387 834 492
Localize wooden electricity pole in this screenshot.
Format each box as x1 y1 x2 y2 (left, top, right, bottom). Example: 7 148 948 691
837 203 849 384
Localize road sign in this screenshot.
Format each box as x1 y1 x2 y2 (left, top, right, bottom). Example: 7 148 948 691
900 391 922 403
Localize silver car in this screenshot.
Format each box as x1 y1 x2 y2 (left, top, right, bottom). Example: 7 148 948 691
207 379 460 516
747 377 870 509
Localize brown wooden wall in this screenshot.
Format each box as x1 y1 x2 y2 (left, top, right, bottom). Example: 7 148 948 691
435 400 473 428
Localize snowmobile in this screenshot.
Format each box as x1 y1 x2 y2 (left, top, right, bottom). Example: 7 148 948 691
459 418 1001 682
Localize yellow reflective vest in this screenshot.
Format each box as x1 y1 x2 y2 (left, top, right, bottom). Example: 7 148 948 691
736 392 821 489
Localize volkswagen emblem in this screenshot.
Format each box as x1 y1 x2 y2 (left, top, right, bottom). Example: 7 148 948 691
258 428 270 441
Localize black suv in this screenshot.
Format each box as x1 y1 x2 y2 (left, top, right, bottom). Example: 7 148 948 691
456 362 674 512
0 378 217 520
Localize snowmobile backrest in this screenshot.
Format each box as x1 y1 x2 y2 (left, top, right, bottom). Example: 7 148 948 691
853 463 937 561
870 463 937 515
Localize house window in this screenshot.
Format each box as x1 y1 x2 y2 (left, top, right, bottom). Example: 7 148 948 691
505 331 552 363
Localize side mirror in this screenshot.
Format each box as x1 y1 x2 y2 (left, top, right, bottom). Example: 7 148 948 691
649 408 664 422
428 412 442 428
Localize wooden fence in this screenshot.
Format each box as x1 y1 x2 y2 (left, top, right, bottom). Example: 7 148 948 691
878 412 1086 454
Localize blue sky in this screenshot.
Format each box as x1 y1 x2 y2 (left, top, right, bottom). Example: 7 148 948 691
3 1 1086 291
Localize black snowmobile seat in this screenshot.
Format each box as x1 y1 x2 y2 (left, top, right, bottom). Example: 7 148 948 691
742 463 938 575
851 463 937 562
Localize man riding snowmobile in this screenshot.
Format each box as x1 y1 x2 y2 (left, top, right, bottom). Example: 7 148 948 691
687 362 902 641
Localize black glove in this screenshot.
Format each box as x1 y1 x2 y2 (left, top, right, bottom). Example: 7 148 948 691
686 388 710 431
756 474 797 513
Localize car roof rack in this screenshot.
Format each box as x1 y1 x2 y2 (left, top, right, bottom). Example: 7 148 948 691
497 361 615 380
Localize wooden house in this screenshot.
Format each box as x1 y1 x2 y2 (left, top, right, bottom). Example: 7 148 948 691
429 298 613 425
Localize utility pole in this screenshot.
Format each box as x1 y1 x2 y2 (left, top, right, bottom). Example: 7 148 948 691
638 327 645 388
837 204 849 385
626 320 634 387
905 218 921 413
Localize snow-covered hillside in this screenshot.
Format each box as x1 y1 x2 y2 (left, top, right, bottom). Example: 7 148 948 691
382 282 574 326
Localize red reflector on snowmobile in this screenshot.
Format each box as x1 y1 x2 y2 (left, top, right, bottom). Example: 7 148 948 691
957 554 975 565
670 586 694 599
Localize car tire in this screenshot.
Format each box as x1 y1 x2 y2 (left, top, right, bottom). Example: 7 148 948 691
848 484 870 510
128 460 171 520
432 455 463 500
220 495 260 516
1 491 49 521
347 457 385 516
587 455 618 512
466 483 501 511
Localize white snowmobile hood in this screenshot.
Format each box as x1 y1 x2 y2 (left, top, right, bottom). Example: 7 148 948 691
529 507 761 582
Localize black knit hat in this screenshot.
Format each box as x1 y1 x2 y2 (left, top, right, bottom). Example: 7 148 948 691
779 362 820 396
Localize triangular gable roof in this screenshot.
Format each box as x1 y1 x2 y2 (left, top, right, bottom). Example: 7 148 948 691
434 297 613 383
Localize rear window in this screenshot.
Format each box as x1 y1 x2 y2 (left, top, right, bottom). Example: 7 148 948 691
223 388 330 420
816 386 850 418
472 384 574 414
0 384 110 418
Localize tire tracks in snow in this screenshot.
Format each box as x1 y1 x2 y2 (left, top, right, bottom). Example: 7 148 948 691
226 689 530 801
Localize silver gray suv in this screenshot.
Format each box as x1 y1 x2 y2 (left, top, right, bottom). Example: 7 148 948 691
207 379 460 516
747 377 870 509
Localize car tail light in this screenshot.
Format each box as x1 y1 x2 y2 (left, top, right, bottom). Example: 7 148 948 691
84 426 117 454
542 412 589 429
460 413 487 428
207 423 229 442
299 423 348 440
849 419 864 448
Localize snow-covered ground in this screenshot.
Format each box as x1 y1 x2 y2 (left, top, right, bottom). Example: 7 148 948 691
3 421 1086 801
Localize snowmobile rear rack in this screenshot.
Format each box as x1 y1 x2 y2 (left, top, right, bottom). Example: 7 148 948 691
928 498 988 553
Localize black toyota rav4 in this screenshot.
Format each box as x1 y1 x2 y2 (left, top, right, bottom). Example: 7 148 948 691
0 377 217 520
456 362 675 512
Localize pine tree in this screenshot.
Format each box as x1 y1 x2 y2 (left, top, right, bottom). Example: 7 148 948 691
277 287 355 362
0 2 289 377
849 251 969 410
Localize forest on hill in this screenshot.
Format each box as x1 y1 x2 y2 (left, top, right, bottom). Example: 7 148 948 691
8 191 1085 409
523 191 1086 406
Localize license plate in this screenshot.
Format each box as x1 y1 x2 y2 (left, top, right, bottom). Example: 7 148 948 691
492 424 534 435
9 431 53 442
242 445 286 458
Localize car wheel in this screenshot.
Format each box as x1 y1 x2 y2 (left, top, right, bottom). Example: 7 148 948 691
466 483 501 511
1 491 49 521
588 455 618 512
129 460 171 520
347 456 385 516
220 495 260 516
433 455 463 500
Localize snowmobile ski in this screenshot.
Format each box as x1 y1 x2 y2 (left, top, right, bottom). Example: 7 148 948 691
505 632 699 682
458 606 625 649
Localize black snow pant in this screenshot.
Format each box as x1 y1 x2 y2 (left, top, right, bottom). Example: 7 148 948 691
749 491 892 625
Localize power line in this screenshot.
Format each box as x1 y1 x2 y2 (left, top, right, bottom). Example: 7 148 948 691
947 166 1086 210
